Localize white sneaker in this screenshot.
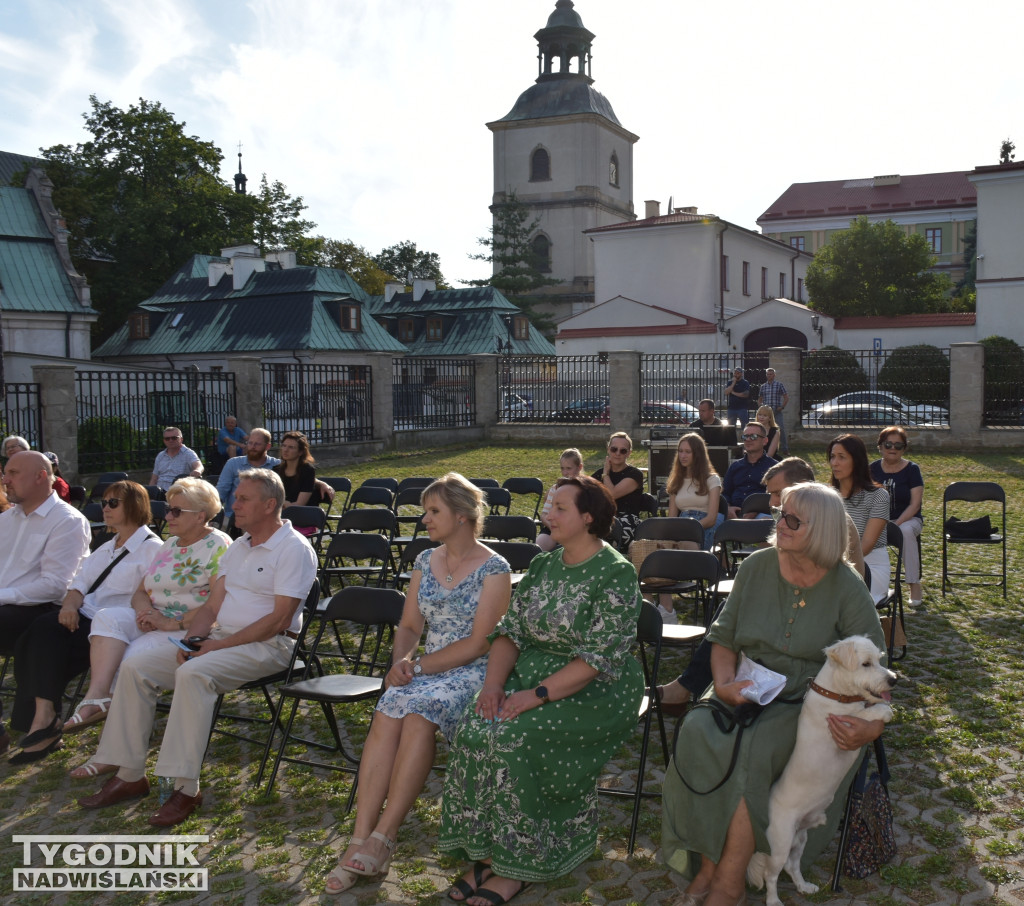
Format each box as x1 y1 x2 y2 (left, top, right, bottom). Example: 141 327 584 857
660 606 677 624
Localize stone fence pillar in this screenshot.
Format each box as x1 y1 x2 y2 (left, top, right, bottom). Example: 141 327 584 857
33 363 79 479
225 356 264 434
949 342 983 435
473 355 499 429
608 351 641 433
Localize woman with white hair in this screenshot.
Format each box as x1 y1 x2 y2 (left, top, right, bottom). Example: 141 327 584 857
2 435 30 460
662 482 886 906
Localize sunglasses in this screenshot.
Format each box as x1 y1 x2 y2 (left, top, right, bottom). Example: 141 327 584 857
609 446 629 454
771 506 808 531
100 498 121 509
163 435 182 441
166 506 202 518
880 441 907 451
741 432 765 441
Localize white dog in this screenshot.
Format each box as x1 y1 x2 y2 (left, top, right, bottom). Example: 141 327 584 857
747 635 896 906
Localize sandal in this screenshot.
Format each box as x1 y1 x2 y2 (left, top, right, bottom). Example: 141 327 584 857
344 830 395 877
64 699 112 733
324 837 363 895
469 880 532 905
449 861 493 902
69 761 117 780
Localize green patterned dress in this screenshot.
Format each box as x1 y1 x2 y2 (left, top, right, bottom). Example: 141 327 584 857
438 544 644 882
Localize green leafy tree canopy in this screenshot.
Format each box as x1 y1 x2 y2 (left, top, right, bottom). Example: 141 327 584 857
373 240 449 289
805 216 952 317
310 238 392 295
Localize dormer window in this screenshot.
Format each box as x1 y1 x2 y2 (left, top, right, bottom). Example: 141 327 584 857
513 316 530 340
426 317 443 342
129 313 150 339
339 305 361 331
399 318 415 341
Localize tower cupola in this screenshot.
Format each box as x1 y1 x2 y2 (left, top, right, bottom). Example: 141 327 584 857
534 0 595 83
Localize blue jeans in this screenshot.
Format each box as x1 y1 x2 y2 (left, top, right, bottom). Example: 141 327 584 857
727 408 749 427
678 510 725 551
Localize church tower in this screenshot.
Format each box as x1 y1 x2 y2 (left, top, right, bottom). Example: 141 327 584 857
488 0 637 321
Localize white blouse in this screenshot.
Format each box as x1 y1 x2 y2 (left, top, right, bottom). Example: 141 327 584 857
69 526 164 619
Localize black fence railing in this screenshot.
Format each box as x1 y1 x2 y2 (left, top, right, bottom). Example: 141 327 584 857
261 363 372 444
640 354 747 425
499 354 609 423
76 370 237 472
3 382 42 450
393 357 476 430
800 347 950 429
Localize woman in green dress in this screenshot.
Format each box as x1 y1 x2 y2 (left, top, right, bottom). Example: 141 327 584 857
662 482 887 906
439 476 644 905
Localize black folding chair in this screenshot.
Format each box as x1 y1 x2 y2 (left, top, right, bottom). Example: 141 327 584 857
714 518 773 577
283 505 328 553
320 532 393 594
941 481 1006 598
877 523 907 661
481 515 537 543
482 486 512 515
637 549 720 628
502 477 544 522
345 485 395 511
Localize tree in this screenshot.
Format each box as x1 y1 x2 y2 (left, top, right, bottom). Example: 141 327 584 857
311 238 392 295
250 174 316 261
951 220 977 312
373 240 449 289
37 96 315 340
465 191 560 333
801 347 868 406
877 345 950 407
805 216 952 317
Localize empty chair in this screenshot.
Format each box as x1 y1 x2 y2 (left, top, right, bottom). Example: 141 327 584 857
345 485 395 511
468 477 500 488
714 518 774 577
396 477 435 494
283 505 328 552
481 515 537 543
67 485 87 509
877 522 907 661
487 541 543 575
88 472 129 502
336 507 397 539
144 485 167 502
634 516 704 547
740 492 771 518
360 477 398 494
636 548 721 627
392 536 440 590
149 500 168 536
392 487 426 531
321 477 352 528
638 492 661 518
942 481 1006 598
320 531 393 594
502 477 544 521
482 486 512 515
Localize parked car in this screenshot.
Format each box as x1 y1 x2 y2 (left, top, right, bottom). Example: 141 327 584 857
809 390 948 424
592 400 701 424
803 404 942 428
501 392 533 419
548 397 609 423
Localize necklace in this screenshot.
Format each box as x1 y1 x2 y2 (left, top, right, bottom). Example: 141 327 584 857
443 547 467 584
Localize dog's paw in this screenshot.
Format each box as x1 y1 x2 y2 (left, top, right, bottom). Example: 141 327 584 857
765 895 784 906
795 879 820 894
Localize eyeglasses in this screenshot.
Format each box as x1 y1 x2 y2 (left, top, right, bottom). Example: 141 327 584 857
880 441 907 451
771 506 808 531
163 435 181 441
609 446 629 454
166 507 202 518
100 498 121 509
741 432 765 441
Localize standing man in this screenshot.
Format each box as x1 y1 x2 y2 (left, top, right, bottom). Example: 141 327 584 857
79 469 317 826
721 421 777 518
0 451 90 752
758 367 790 455
688 399 722 428
150 427 203 492
215 416 248 470
724 368 750 427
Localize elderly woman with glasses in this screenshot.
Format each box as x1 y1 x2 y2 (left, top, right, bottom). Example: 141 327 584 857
66 478 230 779
662 483 885 906
870 426 924 606
6 481 163 764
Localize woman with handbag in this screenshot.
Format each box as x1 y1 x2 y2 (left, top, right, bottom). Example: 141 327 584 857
662 483 886 906
7 481 163 764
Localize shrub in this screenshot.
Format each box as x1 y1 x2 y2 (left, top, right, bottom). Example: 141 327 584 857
801 346 868 407
878 345 950 407
77 416 135 472
980 336 1024 425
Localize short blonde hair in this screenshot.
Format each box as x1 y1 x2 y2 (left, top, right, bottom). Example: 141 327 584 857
608 431 632 452
422 472 486 538
772 482 849 569
560 448 583 468
755 405 778 429
166 477 222 522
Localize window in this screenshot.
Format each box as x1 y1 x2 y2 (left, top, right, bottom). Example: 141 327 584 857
789 236 805 251
273 363 290 392
926 228 942 254
426 317 443 342
339 305 360 331
128 313 150 339
742 261 750 296
721 255 729 291
530 148 550 181
531 234 552 273
797 277 804 303
513 316 530 340
779 273 786 298
399 318 415 341
761 267 768 300
609 152 619 187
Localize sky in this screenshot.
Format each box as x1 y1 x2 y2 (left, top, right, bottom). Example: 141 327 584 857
0 0 1018 287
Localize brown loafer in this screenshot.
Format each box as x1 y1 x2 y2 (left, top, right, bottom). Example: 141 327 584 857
148 789 202 827
79 775 150 809
0 730 10 757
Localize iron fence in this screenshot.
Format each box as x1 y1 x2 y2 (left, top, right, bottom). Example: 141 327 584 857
261 363 372 443
800 347 950 429
2 383 42 451
640 354 747 425
982 353 1024 427
393 357 476 430
76 370 237 473
498 354 608 423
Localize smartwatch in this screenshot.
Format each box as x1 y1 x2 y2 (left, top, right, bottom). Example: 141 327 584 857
535 685 551 704
412 657 423 675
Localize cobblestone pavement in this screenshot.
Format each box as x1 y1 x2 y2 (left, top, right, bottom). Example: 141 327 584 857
1 586 1021 906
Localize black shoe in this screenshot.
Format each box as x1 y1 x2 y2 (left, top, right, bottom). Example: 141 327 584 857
9 732 63 765
18 715 61 749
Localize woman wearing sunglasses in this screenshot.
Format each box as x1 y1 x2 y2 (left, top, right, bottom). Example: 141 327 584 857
6 481 163 764
591 432 645 517
870 426 924 606
662 482 885 906
66 478 230 779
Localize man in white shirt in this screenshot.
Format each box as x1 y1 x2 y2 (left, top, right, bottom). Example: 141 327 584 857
80 469 317 826
0 451 90 753
150 426 203 491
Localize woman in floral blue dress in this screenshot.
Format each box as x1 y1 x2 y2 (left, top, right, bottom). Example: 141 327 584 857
325 473 511 895
439 476 644 906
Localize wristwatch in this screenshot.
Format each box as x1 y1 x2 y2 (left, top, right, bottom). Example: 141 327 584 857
412 657 423 675
535 685 551 704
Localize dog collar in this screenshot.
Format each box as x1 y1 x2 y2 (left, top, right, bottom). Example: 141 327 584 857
808 680 866 704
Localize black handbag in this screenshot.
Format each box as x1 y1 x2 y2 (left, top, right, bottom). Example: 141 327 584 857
843 740 897 879
944 515 992 539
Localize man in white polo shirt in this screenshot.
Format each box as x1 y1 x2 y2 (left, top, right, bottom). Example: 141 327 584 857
80 468 317 825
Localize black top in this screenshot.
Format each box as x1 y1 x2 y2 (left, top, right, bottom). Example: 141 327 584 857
591 464 645 516
274 462 321 507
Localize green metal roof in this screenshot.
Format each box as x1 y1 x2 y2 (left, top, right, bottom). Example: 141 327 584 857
369 285 516 316
0 151 45 187
0 186 51 239
497 79 621 125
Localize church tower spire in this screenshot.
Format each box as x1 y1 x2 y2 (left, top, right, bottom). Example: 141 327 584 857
534 0 594 82
234 142 247 195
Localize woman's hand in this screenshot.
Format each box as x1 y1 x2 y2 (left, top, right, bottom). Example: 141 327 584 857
386 657 415 689
58 606 80 632
827 714 884 751
604 455 614 475
136 609 172 632
713 678 753 707
475 684 507 721
497 689 544 722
